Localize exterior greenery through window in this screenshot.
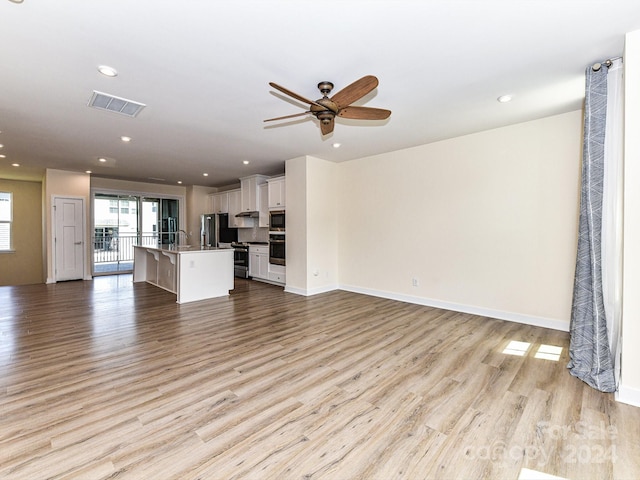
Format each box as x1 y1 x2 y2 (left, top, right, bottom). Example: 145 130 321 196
0 192 12 251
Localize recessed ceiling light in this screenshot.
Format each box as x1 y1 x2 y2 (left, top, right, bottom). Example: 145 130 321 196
98 157 107 163
85 170 92 174
120 136 132 142
497 95 513 103
203 173 209 177
177 180 183 184
0 154 5 159
243 160 250 165
11 163 19 167
98 65 118 77
0 144 4 148
333 143 341 148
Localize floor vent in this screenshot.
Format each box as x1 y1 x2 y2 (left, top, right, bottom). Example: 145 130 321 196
88 91 146 117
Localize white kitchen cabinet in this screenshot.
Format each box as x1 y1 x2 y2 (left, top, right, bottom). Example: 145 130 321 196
267 176 285 210
249 245 269 280
259 183 269 228
268 263 286 285
240 175 269 213
227 189 254 228
211 192 229 214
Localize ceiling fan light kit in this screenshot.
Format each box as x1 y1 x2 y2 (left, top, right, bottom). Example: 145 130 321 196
265 75 391 135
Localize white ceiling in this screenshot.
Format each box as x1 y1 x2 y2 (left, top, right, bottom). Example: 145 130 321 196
1 0 639 187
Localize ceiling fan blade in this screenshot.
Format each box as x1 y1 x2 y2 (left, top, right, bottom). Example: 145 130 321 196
320 118 335 136
330 75 379 108
269 82 325 109
264 112 311 122
337 106 391 120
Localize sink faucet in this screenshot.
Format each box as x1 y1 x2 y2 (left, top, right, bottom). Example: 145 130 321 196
177 229 189 245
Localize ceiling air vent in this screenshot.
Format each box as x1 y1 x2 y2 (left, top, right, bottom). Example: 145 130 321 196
88 91 146 117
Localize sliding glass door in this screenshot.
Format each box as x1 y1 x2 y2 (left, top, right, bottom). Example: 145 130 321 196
92 194 179 275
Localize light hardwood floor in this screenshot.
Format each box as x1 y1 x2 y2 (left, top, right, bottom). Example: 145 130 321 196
1 276 638 479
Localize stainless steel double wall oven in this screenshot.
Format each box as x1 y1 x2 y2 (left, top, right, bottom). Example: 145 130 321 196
269 210 285 265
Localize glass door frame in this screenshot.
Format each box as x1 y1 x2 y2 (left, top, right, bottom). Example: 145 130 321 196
90 188 185 276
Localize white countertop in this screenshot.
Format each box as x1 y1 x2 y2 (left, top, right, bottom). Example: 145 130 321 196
133 245 233 254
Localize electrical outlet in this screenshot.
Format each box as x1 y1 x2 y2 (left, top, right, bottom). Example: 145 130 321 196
412 278 419 287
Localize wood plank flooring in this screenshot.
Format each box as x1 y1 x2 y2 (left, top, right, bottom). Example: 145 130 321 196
1 276 639 479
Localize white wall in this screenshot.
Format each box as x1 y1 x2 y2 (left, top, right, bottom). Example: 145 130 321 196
44 169 92 283
186 185 216 243
305 156 339 294
619 29 640 406
284 157 307 291
336 110 582 330
285 155 339 295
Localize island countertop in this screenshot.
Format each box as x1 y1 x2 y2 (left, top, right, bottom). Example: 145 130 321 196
135 244 233 254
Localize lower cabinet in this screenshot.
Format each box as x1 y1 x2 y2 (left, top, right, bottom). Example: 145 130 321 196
268 263 286 284
249 245 285 285
249 245 269 280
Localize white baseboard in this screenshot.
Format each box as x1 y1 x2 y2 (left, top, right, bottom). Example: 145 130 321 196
283 285 305 295
284 284 338 296
338 284 570 332
46 276 93 284
616 384 640 407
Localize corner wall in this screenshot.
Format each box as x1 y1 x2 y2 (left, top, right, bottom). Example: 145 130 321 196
284 156 307 292
285 155 339 295
619 29 640 406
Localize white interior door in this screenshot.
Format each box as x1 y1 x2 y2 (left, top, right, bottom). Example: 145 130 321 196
54 197 84 281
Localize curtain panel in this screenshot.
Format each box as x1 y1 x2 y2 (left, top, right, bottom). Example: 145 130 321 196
567 65 616 393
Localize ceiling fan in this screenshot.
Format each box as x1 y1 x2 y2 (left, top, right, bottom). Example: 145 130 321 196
264 75 391 135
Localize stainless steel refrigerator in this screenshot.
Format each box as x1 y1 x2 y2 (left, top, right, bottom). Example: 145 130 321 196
200 213 218 247
201 213 237 247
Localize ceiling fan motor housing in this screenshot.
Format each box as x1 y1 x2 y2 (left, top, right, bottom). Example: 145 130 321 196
315 111 335 125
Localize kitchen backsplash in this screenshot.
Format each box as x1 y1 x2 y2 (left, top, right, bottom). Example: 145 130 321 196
238 226 269 243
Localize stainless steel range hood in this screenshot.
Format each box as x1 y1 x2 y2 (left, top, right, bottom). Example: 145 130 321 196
235 211 259 218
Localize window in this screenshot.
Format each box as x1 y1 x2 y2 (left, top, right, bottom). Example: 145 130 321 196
0 192 12 251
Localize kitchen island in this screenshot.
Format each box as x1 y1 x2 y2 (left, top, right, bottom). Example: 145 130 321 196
133 245 234 304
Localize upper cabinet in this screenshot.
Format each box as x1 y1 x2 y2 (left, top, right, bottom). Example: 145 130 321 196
211 192 229 214
228 189 254 228
240 175 269 213
267 176 286 210
212 174 282 228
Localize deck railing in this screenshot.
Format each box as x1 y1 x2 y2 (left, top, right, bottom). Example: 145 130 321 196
93 233 160 271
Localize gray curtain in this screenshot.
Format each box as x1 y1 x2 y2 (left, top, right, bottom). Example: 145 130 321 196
567 65 616 392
